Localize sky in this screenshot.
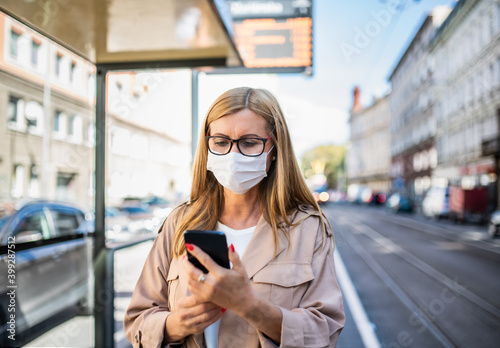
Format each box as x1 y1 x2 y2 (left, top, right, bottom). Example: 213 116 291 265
198 0 457 159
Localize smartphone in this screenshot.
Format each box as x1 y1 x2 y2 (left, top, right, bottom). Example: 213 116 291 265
183 230 230 273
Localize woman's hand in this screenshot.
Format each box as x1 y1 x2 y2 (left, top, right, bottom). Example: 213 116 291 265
182 244 255 316
183 244 283 344
165 293 223 342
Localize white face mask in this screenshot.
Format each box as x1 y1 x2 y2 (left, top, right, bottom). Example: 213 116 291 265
207 146 274 195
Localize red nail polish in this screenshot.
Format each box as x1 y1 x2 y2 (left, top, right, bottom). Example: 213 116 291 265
182 254 186 260
221 308 227 313
186 243 194 251
230 244 235 253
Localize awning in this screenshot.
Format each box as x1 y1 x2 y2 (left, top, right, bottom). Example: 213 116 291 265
0 0 242 68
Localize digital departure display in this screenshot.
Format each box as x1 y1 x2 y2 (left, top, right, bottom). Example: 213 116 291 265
226 0 313 74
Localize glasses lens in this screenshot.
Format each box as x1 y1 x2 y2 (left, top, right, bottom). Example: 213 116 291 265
208 137 231 154
238 138 265 156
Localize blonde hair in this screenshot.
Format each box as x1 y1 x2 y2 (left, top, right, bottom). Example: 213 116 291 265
172 87 329 258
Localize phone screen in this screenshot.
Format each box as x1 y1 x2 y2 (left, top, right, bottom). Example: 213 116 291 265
183 230 230 273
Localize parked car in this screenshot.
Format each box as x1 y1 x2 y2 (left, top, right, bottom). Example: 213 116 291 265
0 201 93 345
386 193 413 213
488 210 500 238
422 187 450 219
365 191 387 205
105 206 164 242
118 204 163 234
347 184 369 204
121 196 173 224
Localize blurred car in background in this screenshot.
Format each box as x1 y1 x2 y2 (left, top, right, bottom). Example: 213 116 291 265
363 190 387 205
326 190 347 203
122 196 173 221
448 186 487 224
0 201 93 345
422 187 450 219
118 204 161 233
488 210 500 238
312 190 330 204
118 197 173 237
347 185 386 205
386 193 414 213
371 192 387 205
104 207 151 242
306 175 329 205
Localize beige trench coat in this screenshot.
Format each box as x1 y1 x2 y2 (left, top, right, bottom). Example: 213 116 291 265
124 205 345 347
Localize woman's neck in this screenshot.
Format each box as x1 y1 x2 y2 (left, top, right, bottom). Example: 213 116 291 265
220 188 261 229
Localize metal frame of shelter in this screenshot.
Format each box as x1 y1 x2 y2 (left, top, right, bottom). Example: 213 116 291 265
0 1 242 347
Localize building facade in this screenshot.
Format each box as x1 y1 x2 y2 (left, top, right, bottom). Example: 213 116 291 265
106 71 193 207
0 12 193 211
388 7 451 202
0 12 96 209
431 0 500 210
347 87 392 193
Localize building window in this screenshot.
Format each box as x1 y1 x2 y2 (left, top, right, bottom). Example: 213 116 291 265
28 164 40 197
70 60 77 83
8 96 20 123
25 100 43 135
67 115 82 143
54 110 61 132
7 95 26 131
68 115 75 137
55 53 63 76
86 122 96 147
12 164 24 198
477 73 483 100
31 40 40 66
413 153 422 172
55 172 76 201
53 110 67 139
10 30 21 58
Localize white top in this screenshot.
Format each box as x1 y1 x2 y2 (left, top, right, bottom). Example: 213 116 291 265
204 222 256 348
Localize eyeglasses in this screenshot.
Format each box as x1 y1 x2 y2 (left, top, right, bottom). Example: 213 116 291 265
206 136 271 157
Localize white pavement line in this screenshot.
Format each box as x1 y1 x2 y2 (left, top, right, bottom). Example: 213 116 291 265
335 249 381 348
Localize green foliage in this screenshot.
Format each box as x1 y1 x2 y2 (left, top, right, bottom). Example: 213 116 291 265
301 144 346 189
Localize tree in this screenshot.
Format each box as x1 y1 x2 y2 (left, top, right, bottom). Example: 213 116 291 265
301 144 346 190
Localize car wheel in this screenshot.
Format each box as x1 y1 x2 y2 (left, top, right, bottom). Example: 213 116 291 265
489 224 498 238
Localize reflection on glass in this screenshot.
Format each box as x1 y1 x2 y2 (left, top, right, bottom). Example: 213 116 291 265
0 12 95 346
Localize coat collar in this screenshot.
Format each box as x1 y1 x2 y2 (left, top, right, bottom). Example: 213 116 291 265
240 214 288 279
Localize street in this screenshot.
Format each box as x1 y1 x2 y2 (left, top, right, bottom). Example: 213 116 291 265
330 203 500 348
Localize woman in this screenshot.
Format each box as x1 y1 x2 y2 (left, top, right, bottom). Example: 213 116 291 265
124 87 345 347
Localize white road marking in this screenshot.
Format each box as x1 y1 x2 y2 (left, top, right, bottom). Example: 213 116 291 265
335 249 381 348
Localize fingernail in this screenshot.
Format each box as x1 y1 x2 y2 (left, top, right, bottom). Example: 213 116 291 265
221 308 227 313
186 243 194 251
230 244 235 253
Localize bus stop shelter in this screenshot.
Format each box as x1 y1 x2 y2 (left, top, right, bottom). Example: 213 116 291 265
0 1 242 346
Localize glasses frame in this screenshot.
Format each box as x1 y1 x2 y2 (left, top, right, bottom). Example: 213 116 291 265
205 135 272 157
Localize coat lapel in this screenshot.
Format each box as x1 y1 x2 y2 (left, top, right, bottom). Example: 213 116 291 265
241 215 287 279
